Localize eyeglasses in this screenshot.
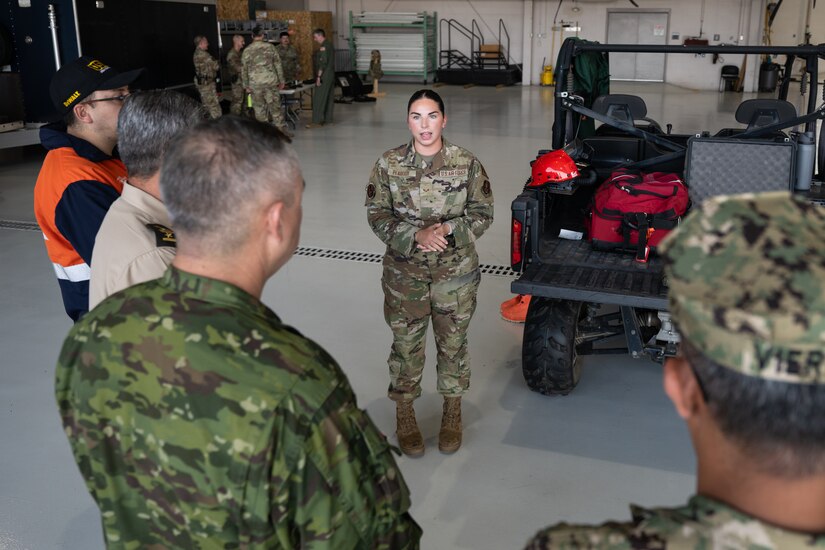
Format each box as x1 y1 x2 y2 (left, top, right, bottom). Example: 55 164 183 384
82 92 132 105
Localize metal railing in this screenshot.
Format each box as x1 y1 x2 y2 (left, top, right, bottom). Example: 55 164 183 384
439 18 516 71
438 18 481 70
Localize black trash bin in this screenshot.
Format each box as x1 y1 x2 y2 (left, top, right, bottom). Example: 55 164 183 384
758 62 780 93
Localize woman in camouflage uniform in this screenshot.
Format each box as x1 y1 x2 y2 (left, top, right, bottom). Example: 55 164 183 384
366 89 494 456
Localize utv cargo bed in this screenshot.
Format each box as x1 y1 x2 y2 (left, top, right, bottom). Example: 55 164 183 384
511 238 668 310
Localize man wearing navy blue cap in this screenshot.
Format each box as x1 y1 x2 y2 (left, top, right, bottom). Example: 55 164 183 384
34 56 143 321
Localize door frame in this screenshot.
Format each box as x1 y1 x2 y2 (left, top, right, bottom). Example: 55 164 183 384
606 8 670 82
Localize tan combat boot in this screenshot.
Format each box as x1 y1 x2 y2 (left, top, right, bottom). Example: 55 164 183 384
439 396 462 453
396 399 425 457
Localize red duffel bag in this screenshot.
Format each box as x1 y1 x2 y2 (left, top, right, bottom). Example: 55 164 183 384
587 169 690 262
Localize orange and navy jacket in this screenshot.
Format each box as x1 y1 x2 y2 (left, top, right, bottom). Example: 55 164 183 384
34 122 125 321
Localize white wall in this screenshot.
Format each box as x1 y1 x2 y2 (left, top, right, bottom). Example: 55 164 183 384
307 0 820 90
309 0 527 65
537 0 751 89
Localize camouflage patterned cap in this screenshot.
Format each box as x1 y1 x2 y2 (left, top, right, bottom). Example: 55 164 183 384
660 191 825 384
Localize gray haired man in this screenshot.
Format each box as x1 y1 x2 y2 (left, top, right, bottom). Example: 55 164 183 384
56 117 422 547
89 90 204 309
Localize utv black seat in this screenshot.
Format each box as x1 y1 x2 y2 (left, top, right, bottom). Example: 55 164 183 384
592 94 663 136
714 99 797 138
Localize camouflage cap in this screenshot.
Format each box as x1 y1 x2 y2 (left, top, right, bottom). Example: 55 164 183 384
660 191 825 384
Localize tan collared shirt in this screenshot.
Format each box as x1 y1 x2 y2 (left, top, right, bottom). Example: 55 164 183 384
89 182 176 309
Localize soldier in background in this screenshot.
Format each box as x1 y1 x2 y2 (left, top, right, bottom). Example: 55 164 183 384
242 26 289 136
527 192 825 548
366 89 493 456
192 35 221 119
277 31 300 84
307 28 335 129
56 117 422 548
225 34 246 116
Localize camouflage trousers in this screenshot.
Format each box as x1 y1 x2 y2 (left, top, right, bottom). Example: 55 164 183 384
249 86 286 131
382 266 480 401
230 82 245 116
196 84 221 119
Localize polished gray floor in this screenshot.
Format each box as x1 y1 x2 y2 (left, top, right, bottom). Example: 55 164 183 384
0 83 786 549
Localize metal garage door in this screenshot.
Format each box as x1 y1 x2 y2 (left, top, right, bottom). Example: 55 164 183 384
606 10 668 81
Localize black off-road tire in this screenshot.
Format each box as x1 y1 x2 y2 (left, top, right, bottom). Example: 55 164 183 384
522 298 584 395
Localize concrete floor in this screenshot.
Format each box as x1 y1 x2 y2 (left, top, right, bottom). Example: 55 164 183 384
0 82 789 549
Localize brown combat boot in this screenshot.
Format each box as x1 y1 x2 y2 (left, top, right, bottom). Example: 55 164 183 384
439 396 462 453
396 399 425 457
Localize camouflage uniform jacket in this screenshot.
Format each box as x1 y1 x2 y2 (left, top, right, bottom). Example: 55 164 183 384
242 40 284 88
55 266 422 549
277 44 300 81
366 138 494 280
526 495 825 549
193 48 219 85
226 47 243 83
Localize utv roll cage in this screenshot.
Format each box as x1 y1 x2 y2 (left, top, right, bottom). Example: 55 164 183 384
507 39 825 396
552 40 825 174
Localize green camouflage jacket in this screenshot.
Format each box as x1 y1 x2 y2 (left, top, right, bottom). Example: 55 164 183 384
526 495 825 549
193 48 220 83
277 44 300 81
242 40 284 88
226 47 243 83
55 266 422 549
366 138 493 279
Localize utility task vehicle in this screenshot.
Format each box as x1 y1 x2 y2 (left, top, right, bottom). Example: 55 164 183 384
510 39 825 395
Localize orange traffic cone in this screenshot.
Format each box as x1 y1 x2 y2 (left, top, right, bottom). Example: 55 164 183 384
500 294 531 323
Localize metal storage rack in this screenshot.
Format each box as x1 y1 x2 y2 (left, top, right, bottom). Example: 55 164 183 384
348 11 437 83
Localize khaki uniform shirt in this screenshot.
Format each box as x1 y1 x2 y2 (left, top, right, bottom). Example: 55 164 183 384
89 182 175 309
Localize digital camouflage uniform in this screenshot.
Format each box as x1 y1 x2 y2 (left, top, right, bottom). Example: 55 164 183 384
527 192 825 549
193 47 221 119
312 39 335 125
242 40 287 131
660 191 825 382
226 46 245 116
366 139 494 401
527 495 825 549
56 266 422 549
277 43 300 83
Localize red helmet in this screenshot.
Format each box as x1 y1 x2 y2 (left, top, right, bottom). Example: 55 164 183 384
530 149 579 187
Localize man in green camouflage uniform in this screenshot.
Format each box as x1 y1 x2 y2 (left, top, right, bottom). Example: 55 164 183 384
193 35 221 119
55 117 422 548
225 34 245 116
366 134 494 455
527 191 825 549
307 28 334 128
277 31 300 83
242 26 288 134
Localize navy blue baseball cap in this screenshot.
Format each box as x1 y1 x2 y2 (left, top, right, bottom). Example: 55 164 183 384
49 55 144 115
